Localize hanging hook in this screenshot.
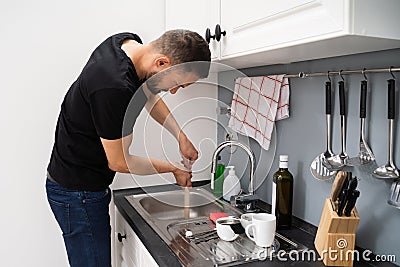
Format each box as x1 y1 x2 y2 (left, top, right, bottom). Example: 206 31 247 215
362 68 368 81
389 66 396 79
339 70 345 81
298 72 306 78
327 71 331 82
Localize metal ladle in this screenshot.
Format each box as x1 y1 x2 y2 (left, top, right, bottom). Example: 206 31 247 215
325 74 348 170
373 78 400 179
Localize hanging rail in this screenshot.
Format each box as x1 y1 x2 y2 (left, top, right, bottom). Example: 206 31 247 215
284 66 400 79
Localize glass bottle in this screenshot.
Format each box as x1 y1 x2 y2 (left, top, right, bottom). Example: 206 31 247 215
272 155 294 229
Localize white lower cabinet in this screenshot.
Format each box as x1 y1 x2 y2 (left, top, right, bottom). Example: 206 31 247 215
113 208 158 267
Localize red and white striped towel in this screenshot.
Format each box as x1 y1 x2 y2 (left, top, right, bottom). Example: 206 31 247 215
228 75 290 150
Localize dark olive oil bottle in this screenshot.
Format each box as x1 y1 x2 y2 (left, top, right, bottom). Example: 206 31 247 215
272 155 293 230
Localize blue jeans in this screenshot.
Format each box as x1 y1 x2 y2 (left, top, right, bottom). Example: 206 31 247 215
46 178 112 267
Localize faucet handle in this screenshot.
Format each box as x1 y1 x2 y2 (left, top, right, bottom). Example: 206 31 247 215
230 194 259 212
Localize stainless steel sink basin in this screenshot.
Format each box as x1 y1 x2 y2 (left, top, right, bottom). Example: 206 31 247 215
137 189 228 220
125 187 308 266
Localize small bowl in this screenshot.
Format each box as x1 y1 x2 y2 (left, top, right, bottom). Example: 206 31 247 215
216 217 243 241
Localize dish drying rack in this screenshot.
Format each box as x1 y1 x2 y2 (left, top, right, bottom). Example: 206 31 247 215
166 216 305 266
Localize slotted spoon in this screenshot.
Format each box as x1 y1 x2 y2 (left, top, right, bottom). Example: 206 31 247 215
310 81 336 180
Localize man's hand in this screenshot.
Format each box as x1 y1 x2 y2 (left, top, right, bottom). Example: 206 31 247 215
178 132 198 170
172 163 192 187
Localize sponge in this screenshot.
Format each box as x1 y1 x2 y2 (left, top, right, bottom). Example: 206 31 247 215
209 212 228 223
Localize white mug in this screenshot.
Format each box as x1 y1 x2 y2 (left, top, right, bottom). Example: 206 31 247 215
240 213 256 235
245 213 276 247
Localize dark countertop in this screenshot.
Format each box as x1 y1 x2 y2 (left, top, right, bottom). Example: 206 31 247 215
113 181 397 267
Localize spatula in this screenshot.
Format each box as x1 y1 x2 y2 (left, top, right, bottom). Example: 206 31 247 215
388 179 400 209
347 80 375 166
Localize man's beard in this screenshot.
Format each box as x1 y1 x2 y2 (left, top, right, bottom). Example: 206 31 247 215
145 71 162 95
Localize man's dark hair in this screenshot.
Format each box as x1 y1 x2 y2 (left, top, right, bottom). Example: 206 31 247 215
151 29 211 79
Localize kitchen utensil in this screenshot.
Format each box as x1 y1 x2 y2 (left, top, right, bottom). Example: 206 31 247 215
325 80 348 170
388 179 400 209
337 190 348 216
338 176 358 216
335 172 352 216
346 176 358 198
184 187 190 219
336 172 351 214
245 213 276 247
330 171 347 205
344 190 360 216
347 80 375 166
180 151 194 171
310 81 337 180
315 198 360 267
373 79 400 179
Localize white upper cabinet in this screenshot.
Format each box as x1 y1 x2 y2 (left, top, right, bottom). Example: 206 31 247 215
220 0 400 68
165 0 220 59
165 0 400 68
220 0 346 59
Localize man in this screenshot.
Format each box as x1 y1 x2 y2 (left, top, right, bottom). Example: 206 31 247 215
46 30 211 267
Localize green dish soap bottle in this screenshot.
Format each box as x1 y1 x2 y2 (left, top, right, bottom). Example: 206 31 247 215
212 156 225 197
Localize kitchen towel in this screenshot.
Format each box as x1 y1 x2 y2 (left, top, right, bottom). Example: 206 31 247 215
228 75 290 150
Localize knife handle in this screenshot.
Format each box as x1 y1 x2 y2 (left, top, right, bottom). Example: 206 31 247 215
348 177 358 191
331 171 347 202
337 189 348 216
326 81 332 115
388 79 395 120
341 175 350 193
360 81 367 119
347 171 352 180
339 81 346 116
344 190 360 217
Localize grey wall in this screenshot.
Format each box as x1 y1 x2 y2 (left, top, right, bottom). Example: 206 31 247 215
217 48 400 265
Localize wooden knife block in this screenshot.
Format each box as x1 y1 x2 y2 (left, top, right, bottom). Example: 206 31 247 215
314 198 360 266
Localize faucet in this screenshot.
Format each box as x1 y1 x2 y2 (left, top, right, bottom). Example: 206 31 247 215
210 141 258 212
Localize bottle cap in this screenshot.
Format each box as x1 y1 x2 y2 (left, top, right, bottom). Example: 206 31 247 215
280 155 288 162
279 155 289 168
226 166 235 175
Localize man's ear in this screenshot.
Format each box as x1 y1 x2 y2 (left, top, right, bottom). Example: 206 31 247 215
155 56 171 69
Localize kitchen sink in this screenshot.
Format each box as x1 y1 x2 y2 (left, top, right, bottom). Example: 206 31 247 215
125 187 308 266
138 190 226 220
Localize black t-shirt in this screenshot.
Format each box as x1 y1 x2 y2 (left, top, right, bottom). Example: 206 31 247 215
48 32 147 191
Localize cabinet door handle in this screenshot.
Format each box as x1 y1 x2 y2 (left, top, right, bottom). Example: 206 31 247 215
215 24 226 42
117 233 127 242
205 28 215 43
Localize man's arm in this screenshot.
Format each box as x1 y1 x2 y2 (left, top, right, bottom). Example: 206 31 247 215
145 92 182 140
100 134 192 187
144 89 198 162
